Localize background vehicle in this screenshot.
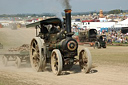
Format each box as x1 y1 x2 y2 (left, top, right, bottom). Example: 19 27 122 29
94 35 107 49
2 44 30 68
78 29 97 42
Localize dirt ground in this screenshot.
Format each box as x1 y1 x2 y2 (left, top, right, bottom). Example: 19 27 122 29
0 28 128 85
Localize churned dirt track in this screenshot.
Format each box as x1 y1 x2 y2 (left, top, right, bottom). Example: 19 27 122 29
0 28 128 85
0 60 128 85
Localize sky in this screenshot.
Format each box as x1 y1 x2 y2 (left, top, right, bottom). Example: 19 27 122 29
0 0 128 14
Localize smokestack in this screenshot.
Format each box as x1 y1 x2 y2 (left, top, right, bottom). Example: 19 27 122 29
64 9 71 33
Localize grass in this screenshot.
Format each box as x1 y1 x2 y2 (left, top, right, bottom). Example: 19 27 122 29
89 46 128 66
107 42 128 46
0 83 4 85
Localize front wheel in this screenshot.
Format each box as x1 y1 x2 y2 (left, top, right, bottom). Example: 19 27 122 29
79 48 92 73
51 49 63 75
15 56 21 68
2 56 8 66
95 41 101 49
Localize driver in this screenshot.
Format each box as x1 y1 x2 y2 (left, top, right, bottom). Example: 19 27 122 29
50 24 59 34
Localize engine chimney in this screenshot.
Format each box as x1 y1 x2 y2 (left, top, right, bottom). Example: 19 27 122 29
64 9 72 33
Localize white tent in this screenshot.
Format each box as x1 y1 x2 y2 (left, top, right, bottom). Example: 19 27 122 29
115 18 128 27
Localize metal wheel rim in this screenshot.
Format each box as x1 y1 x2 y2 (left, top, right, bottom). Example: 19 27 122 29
79 48 92 73
30 39 40 71
51 49 63 75
30 38 46 72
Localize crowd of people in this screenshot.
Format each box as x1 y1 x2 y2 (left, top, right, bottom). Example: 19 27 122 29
101 30 128 44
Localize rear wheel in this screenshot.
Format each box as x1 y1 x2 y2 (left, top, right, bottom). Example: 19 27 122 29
79 48 92 73
103 43 107 48
30 38 46 72
51 49 63 75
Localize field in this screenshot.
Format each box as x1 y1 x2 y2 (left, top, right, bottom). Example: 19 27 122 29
0 28 128 85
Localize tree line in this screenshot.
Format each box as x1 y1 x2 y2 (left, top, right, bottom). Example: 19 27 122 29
0 9 128 17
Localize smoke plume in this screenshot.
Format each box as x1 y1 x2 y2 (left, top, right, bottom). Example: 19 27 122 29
57 0 71 9
62 0 71 9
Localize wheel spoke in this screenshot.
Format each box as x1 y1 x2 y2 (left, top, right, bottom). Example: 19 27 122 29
33 40 37 46
35 59 39 67
33 57 36 65
55 66 58 71
33 58 38 67
32 51 40 68
32 46 36 51
35 62 38 67
35 44 39 52
37 52 40 57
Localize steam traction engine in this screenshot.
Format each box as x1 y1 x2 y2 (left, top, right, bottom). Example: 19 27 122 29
26 9 92 75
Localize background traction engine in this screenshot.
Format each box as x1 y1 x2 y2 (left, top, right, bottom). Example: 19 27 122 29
26 9 92 75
